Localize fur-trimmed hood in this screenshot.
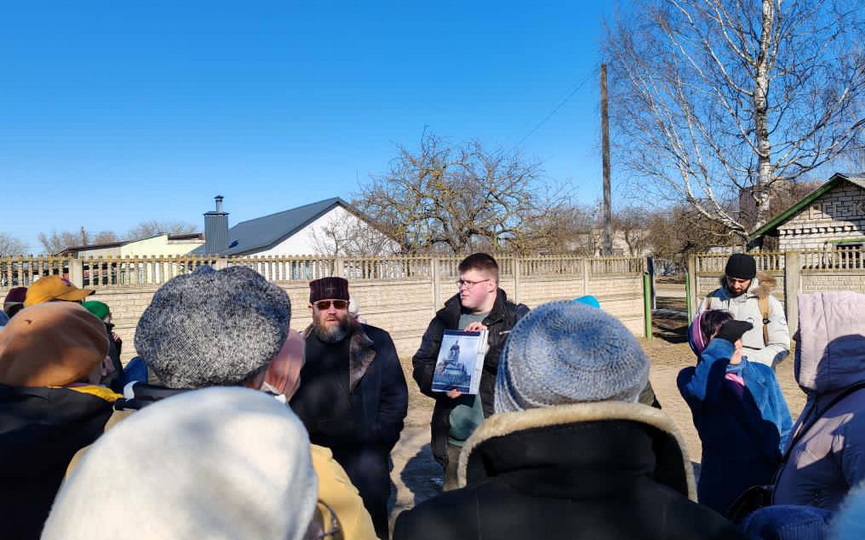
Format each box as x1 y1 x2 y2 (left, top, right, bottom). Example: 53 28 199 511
302 316 376 392
458 400 697 500
719 271 776 299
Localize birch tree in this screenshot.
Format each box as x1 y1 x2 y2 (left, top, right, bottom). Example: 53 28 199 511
604 0 865 240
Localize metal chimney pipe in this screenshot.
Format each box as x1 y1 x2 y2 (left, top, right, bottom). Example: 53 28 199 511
204 196 229 255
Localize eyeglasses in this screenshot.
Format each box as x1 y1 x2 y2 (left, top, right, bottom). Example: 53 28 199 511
313 300 348 310
456 278 491 290
305 500 342 540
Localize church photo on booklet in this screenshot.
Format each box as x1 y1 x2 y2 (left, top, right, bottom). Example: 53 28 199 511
431 329 488 395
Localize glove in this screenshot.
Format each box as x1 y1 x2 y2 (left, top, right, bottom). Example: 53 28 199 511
716 320 753 344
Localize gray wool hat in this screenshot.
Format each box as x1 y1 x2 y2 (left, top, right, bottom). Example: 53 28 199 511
495 300 650 413
135 266 292 389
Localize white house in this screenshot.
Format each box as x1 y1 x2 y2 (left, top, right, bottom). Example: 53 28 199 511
192 196 400 257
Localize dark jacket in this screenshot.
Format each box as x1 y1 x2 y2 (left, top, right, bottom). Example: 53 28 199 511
393 401 744 540
0 384 119 540
293 319 408 538
412 290 529 466
293 320 409 453
678 338 793 515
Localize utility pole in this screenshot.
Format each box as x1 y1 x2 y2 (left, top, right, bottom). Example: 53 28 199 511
601 63 613 256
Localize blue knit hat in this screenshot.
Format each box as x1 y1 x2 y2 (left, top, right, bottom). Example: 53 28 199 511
574 295 601 309
495 300 650 413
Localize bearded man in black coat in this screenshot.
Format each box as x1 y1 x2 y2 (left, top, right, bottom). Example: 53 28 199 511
291 277 408 539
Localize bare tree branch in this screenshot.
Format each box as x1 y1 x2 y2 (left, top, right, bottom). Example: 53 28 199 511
605 0 865 239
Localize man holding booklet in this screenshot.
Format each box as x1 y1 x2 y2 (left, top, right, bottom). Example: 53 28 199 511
412 253 529 490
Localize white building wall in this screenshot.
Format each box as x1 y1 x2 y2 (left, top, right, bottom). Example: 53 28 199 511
253 206 400 256
74 246 122 258
120 235 204 257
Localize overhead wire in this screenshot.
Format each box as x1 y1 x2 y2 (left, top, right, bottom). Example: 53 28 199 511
508 64 600 153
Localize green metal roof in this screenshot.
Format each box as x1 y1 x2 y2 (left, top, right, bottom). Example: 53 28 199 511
748 173 865 242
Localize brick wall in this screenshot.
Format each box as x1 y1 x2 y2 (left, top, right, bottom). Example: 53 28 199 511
800 272 865 294
778 183 865 250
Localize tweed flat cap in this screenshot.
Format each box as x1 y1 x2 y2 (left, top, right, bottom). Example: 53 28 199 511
135 266 291 388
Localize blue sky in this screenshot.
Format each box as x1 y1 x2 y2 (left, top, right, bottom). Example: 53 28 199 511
1 1 623 253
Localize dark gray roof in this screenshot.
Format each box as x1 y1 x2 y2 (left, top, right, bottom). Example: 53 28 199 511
192 197 348 256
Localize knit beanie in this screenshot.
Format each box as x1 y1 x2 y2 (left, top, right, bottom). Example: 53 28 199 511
41 387 318 540
82 300 110 321
495 300 650 413
3 286 27 311
725 253 757 280
574 295 601 309
0 302 108 387
135 266 292 388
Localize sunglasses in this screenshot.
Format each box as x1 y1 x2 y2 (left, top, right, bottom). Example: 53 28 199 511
313 300 348 310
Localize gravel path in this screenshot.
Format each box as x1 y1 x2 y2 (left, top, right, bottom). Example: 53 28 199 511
386 338 808 534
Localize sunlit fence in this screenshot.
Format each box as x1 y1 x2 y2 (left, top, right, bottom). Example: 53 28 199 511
0 253 647 290
80 256 220 287
0 256 68 288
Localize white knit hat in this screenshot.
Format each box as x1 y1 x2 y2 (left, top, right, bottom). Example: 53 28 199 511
41 387 317 540
495 300 650 413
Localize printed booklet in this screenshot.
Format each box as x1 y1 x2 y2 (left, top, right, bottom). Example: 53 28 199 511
431 329 488 395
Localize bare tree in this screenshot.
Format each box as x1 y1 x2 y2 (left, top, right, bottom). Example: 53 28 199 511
613 206 653 256
309 215 401 256
508 199 596 255
647 204 736 266
355 132 544 254
127 220 197 241
605 0 865 241
38 228 119 255
0 233 28 256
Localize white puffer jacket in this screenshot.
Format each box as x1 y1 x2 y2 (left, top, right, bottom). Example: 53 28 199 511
699 272 790 367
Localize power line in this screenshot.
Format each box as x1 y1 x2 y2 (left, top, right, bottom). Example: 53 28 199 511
509 65 599 153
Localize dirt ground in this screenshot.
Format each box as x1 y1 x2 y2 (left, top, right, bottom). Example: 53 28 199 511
386 307 808 533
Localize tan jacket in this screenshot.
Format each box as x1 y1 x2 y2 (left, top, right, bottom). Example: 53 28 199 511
310 444 377 540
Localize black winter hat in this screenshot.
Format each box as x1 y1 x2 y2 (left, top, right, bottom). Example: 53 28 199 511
725 253 757 280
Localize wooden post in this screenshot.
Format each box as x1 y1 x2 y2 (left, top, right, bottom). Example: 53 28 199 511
601 64 613 256
687 254 698 320
213 256 229 270
582 258 591 295
785 251 800 336
513 256 522 304
643 272 652 339
68 258 84 288
431 257 441 313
